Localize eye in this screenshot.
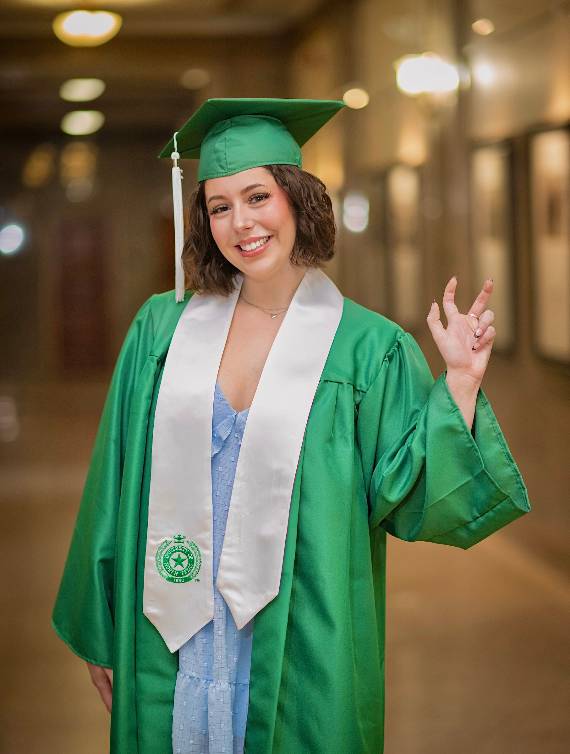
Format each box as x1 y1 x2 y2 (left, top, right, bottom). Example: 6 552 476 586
209 204 229 216
209 192 270 216
249 192 270 203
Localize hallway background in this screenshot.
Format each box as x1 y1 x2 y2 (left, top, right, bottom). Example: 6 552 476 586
1 1 568 752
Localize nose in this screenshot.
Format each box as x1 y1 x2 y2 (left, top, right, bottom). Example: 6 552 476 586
232 202 254 233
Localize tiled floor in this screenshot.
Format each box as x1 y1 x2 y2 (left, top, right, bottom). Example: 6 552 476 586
1 383 567 753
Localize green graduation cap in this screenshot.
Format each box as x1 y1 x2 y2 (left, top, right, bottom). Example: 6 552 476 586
159 97 346 301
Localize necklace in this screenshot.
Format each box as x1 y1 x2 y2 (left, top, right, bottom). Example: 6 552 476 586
240 293 290 319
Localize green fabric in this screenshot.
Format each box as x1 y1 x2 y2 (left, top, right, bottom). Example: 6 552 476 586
52 290 531 753
157 98 345 180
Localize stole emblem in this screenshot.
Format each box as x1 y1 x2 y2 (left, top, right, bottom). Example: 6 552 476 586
155 534 202 584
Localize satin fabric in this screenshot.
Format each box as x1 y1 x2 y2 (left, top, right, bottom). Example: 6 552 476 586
157 99 345 179
52 288 531 753
144 268 343 651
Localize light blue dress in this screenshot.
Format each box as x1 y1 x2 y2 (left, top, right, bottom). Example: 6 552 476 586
172 383 254 754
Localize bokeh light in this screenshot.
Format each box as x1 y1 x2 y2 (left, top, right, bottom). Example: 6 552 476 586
0 223 26 255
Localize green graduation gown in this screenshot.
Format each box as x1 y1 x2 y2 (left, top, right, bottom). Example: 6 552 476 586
52 289 531 753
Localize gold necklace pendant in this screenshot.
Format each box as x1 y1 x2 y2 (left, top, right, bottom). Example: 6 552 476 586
240 293 288 318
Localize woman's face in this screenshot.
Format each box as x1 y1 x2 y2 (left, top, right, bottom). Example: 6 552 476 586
204 166 297 282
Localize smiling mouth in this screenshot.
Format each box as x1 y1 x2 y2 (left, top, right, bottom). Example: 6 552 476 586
236 235 272 252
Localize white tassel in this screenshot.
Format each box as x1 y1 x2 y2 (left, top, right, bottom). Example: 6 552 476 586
171 132 185 303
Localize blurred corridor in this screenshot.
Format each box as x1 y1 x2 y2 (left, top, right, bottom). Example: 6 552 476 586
1 1 569 752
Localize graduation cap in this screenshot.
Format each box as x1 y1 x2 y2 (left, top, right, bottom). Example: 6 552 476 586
158 98 346 302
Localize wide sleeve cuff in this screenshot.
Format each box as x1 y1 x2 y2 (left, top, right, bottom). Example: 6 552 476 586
380 372 532 548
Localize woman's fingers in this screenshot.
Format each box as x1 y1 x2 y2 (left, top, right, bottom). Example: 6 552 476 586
467 279 494 319
472 325 496 350
474 308 495 337
86 662 113 713
426 300 445 347
441 276 460 323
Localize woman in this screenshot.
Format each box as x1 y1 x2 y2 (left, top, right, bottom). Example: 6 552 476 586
53 98 531 754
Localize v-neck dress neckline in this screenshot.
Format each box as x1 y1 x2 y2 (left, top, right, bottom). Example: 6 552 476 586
215 381 252 416
172 382 253 754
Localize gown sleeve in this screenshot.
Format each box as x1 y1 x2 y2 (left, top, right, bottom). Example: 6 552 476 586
51 297 156 667
356 329 531 547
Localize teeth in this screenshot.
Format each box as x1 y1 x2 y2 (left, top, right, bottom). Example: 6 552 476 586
240 236 269 252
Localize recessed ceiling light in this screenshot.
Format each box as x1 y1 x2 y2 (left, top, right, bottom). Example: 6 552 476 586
53 10 122 47
61 111 105 136
395 53 459 96
60 78 106 102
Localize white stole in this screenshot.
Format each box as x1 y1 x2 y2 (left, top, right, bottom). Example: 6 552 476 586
143 267 344 652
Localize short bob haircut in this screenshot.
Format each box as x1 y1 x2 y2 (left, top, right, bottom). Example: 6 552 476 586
183 164 336 296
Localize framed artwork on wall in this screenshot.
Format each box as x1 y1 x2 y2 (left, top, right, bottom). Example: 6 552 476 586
528 124 570 364
469 141 516 353
384 163 424 334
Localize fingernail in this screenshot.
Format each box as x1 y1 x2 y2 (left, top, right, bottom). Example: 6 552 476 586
475 328 482 337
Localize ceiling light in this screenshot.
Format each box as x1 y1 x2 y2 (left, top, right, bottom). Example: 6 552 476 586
60 78 106 102
395 53 459 96
472 18 495 36
53 10 122 47
61 111 105 136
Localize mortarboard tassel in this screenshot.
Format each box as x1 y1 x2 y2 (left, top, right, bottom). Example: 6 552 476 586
171 132 185 303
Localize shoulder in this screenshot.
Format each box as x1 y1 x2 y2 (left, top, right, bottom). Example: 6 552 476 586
340 297 403 342
146 288 194 315
134 289 195 357
323 296 407 389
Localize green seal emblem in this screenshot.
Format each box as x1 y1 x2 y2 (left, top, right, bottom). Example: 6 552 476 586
155 534 202 584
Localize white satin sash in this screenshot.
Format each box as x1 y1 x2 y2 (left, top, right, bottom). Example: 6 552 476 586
143 267 344 652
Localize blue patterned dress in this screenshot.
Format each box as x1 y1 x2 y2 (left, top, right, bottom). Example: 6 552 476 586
172 383 254 754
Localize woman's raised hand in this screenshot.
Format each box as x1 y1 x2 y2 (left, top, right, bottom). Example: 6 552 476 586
86 662 113 713
427 276 495 386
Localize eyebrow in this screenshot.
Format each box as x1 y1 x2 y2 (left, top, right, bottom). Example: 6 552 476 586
206 183 267 205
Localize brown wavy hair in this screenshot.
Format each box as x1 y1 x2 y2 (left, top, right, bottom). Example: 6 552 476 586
183 164 336 296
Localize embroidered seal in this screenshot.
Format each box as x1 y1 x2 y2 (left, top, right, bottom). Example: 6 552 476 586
155 534 202 584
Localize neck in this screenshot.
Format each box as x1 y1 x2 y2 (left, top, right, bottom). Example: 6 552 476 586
240 265 308 309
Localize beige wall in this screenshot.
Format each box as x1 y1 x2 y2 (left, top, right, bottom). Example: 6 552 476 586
290 0 570 566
